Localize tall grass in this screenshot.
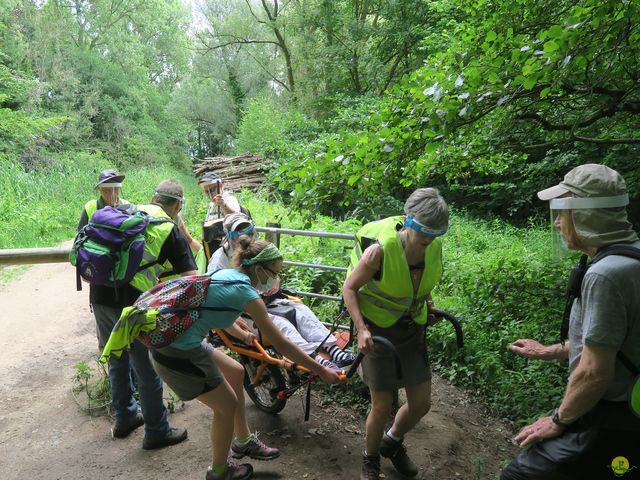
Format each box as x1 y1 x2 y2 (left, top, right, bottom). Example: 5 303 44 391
0 153 203 249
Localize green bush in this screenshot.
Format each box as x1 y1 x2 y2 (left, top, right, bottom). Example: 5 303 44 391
233 95 321 159
429 212 575 422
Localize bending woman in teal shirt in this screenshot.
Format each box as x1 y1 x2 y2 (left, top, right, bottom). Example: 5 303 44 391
150 240 342 480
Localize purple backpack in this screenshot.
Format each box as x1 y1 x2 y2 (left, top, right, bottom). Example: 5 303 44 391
70 206 161 289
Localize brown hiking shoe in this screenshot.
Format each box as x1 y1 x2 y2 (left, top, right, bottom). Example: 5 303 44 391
379 434 418 477
361 452 381 480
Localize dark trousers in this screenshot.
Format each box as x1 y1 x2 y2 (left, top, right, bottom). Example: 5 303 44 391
94 304 170 438
501 402 640 480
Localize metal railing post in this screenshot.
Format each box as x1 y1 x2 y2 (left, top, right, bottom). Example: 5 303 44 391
265 222 281 248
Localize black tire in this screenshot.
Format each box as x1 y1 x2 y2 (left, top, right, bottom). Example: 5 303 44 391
241 357 288 414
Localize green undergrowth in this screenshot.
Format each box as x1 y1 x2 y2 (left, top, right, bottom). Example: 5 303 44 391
428 213 575 423
71 357 184 416
0 152 202 249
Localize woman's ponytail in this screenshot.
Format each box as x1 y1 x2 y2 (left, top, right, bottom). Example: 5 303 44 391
230 236 254 268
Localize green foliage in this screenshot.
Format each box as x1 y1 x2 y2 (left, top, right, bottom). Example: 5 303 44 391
71 359 111 415
267 0 640 224
1 0 192 168
0 152 201 249
185 0 453 156
429 212 574 421
71 357 183 416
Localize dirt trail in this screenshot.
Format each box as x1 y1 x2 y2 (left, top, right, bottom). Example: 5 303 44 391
0 262 518 480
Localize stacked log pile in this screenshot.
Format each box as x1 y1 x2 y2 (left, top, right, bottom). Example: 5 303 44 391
192 152 267 192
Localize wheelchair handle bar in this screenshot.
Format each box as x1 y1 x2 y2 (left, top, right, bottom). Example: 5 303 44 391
434 311 464 349
345 335 402 380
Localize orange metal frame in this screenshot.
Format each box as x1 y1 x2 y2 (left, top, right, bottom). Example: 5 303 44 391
212 328 347 384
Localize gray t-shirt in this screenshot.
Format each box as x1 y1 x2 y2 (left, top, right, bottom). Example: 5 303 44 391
568 240 640 401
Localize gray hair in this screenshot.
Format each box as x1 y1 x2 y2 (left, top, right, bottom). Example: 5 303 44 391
404 188 449 230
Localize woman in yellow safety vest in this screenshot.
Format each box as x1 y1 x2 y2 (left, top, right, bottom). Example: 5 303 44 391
343 188 449 480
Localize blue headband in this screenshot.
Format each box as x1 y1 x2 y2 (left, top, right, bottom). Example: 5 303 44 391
227 225 255 240
403 215 447 237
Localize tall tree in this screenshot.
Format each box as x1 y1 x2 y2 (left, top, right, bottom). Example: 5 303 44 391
21 0 193 164
269 0 640 221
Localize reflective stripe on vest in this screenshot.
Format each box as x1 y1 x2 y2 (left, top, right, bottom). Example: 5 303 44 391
128 204 175 292
347 216 443 328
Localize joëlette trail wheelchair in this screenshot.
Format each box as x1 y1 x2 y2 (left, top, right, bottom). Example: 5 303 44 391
207 305 463 418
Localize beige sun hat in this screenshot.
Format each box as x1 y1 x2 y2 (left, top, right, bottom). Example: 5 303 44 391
538 164 638 248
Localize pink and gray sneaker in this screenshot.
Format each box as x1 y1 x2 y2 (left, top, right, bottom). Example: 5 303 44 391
231 432 280 460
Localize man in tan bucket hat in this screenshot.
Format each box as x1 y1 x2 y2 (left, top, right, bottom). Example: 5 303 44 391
502 164 640 479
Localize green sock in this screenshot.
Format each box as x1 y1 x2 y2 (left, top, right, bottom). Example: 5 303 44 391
210 465 226 475
235 434 252 446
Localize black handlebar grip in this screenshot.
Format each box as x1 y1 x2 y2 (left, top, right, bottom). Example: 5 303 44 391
434 311 464 348
345 335 403 380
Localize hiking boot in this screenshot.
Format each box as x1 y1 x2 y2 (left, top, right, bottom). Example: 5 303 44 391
231 432 280 460
142 427 188 450
379 434 418 477
112 412 144 439
334 352 357 368
361 452 381 480
206 461 253 480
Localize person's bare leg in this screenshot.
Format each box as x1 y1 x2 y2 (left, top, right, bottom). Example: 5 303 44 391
197 379 238 468
387 381 431 438
366 390 394 454
212 348 251 439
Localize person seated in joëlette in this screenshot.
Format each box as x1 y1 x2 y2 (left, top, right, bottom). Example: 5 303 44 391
207 213 356 371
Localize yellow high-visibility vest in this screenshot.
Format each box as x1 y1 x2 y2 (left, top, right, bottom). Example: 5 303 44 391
347 216 442 328
128 204 175 293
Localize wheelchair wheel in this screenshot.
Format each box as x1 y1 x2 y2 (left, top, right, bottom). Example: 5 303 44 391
241 357 287 414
